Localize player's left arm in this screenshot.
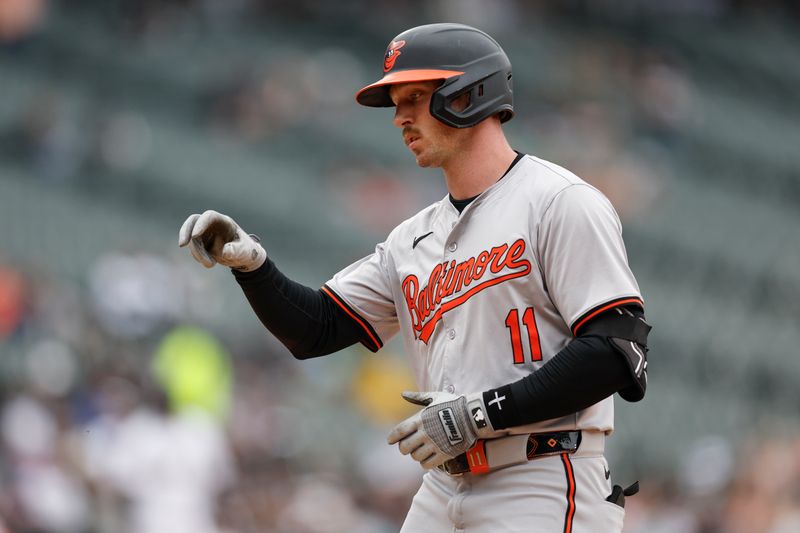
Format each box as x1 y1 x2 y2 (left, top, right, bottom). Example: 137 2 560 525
485 181 652 428
387 306 650 468
480 304 650 430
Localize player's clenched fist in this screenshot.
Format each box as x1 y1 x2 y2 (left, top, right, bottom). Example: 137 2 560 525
388 391 500 469
178 210 266 272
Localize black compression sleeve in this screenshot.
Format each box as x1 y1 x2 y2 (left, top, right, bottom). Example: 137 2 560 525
233 259 366 359
483 308 642 430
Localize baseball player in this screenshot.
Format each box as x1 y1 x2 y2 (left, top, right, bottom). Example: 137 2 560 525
179 23 651 533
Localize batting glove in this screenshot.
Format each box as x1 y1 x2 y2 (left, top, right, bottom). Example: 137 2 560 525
387 391 501 469
178 210 266 272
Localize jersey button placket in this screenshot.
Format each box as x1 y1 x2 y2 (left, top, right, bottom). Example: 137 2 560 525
440 232 458 400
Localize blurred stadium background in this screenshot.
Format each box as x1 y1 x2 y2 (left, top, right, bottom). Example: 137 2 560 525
1 0 799 531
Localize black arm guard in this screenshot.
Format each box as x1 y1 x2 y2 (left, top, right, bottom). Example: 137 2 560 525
583 307 652 402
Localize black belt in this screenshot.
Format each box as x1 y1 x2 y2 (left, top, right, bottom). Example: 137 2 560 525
438 431 582 476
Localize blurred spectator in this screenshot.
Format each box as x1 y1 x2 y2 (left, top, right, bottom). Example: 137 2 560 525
152 326 232 419
88 252 185 338
1 394 90 532
80 373 235 533
0 265 25 340
25 338 79 398
0 0 46 42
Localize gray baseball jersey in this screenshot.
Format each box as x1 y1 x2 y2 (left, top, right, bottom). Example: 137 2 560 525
324 154 642 434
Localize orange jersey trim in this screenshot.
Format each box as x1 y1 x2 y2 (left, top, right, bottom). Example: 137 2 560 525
571 297 644 337
561 453 577 533
321 286 383 352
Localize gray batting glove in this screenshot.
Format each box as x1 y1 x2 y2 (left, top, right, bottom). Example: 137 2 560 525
178 210 266 272
387 391 500 469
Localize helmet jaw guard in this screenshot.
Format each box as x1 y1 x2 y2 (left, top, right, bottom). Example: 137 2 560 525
356 23 514 128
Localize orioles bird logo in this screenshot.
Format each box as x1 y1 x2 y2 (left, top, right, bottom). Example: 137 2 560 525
383 40 406 72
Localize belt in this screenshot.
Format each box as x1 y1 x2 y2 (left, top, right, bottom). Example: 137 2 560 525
437 430 589 476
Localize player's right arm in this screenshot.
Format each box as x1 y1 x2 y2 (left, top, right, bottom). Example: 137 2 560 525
178 210 374 359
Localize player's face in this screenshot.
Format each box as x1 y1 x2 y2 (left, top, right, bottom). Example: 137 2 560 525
390 81 470 168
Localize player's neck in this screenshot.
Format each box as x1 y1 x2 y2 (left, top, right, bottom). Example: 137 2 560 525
441 124 517 200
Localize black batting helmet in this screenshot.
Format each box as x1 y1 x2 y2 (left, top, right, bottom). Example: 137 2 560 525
356 23 514 128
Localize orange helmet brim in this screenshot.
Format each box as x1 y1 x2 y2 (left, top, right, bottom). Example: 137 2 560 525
355 69 464 107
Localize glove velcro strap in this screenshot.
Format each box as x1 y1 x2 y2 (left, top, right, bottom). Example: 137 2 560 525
420 397 476 457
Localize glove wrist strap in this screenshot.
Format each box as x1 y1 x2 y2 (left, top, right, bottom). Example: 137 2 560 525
466 392 503 440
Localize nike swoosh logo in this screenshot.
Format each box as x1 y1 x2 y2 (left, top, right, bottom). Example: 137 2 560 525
412 231 434 249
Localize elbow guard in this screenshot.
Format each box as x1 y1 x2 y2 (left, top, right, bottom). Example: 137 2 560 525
582 306 652 402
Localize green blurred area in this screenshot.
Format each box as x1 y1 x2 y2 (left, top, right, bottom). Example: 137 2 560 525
1 1 799 532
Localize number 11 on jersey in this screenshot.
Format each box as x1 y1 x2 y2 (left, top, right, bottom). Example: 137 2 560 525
504 307 543 363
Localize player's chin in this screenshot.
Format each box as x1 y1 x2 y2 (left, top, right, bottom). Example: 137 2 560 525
415 157 434 168
412 150 438 168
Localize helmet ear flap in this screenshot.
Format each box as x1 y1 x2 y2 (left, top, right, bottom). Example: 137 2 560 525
430 57 513 128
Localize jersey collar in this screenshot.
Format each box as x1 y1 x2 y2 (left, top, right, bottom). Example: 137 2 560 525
444 151 527 216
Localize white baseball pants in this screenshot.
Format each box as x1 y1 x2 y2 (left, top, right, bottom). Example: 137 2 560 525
400 431 625 533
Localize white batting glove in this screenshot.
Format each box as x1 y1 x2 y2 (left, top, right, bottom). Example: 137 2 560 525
178 210 266 272
387 391 500 469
